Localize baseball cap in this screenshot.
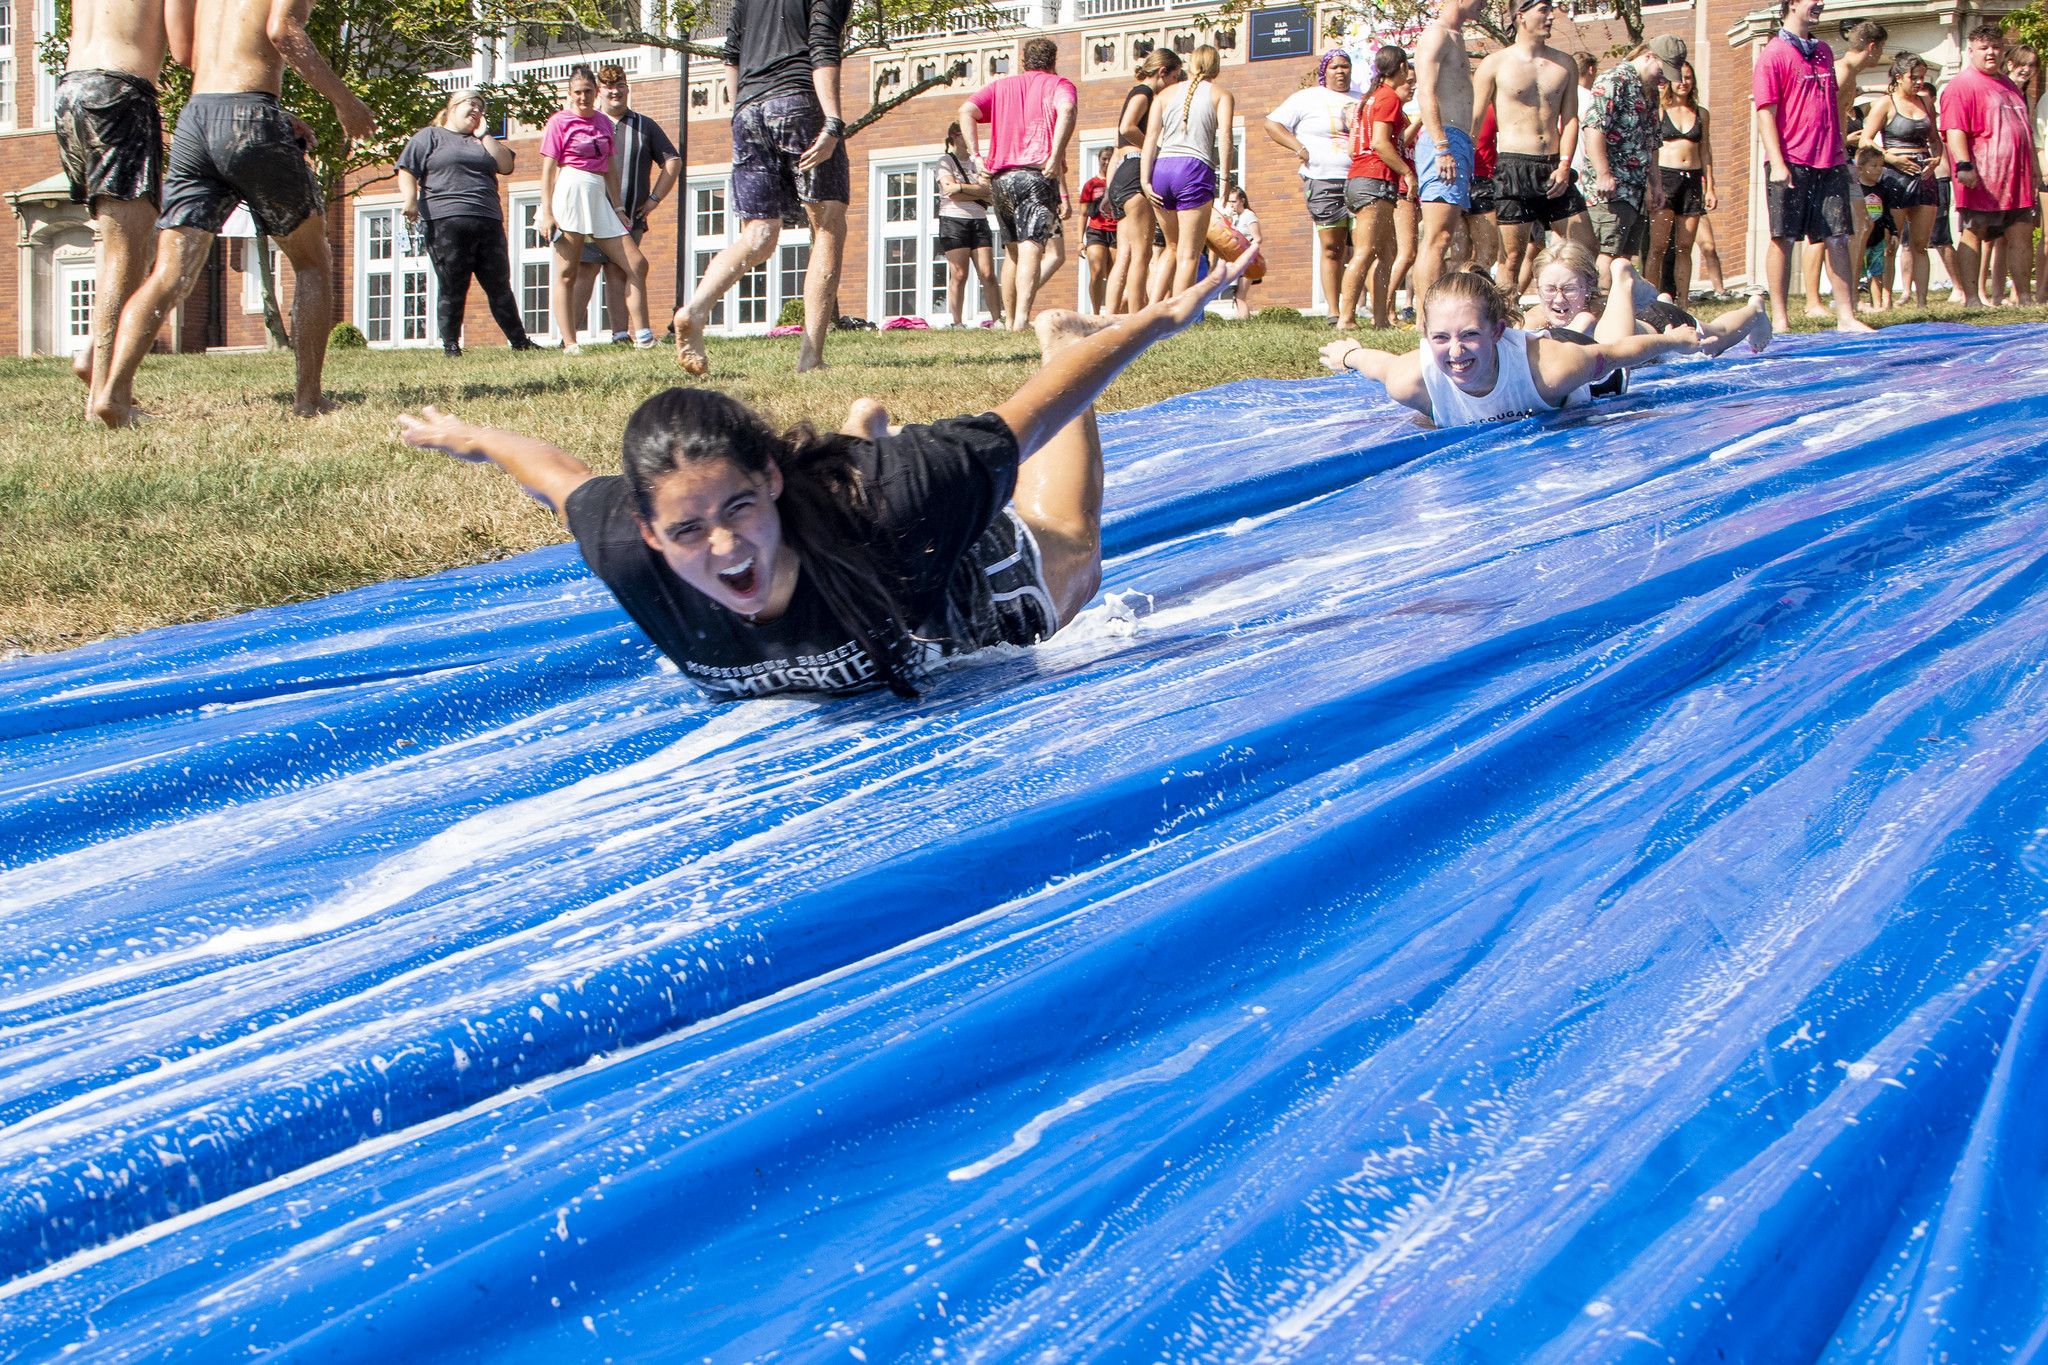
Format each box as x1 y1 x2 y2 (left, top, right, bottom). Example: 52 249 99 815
1645 33 1687 83
1516 0 1553 12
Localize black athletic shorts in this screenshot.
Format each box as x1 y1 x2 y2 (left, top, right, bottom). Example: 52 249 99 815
1469 175 1497 217
1493 152 1586 225
1767 162 1853 244
1958 204 2037 235
729 92 850 227
1107 155 1144 218
1084 224 1116 249
54 69 163 208
1932 177 1954 248
1639 299 1699 333
1879 165 1938 210
158 92 324 237
990 167 1061 245
937 216 993 252
1660 165 1707 218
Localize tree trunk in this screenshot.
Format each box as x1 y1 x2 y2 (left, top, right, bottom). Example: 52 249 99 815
253 233 291 351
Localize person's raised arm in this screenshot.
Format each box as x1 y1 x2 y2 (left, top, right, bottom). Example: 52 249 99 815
993 251 1258 456
396 407 596 523
266 0 373 140
166 0 197 70
1317 339 1432 417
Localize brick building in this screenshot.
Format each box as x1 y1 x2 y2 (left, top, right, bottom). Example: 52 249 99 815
0 0 2023 358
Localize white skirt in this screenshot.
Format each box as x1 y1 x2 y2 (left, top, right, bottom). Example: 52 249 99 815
552 166 628 238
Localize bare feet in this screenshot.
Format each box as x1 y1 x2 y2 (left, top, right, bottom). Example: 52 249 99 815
674 303 709 377
92 398 150 429
1032 308 1119 361
1803 304 1834 320
1834 312 1877 333
796 349 830 374
840 397 889 441
294 394 342 417
72 349 93 386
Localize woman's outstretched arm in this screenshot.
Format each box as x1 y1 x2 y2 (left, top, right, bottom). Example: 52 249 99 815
397 405 595 523
993 250 1257 458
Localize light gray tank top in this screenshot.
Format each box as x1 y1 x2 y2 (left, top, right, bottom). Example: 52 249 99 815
1419 327 1589 425
1158 81 1221 164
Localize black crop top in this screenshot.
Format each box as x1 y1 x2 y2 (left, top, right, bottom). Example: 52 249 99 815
1117 83 1152 148
1659 108 1703 143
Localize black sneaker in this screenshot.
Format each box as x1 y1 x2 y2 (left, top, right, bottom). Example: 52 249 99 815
443 344 462 358
510 339 540 352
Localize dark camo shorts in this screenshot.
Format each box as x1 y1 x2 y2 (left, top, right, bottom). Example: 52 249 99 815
55 69 164 208
730 93 851 226
990 167 1062 245
159 92 324 238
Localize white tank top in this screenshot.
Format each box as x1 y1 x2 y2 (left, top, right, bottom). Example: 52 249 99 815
1418 327 1589 425
1158 81 1220 164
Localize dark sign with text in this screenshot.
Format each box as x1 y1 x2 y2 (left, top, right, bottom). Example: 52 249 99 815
1249 8 1314 60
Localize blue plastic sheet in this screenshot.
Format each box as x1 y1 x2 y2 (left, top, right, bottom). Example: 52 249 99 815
3 324 2047 1362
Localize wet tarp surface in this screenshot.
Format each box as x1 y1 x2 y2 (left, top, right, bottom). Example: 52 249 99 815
3 324 2047 1363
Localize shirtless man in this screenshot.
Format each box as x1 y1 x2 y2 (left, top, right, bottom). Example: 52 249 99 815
1411 0 1488 308
54 0 168 417
95 0 373 425
1474 0 1591 288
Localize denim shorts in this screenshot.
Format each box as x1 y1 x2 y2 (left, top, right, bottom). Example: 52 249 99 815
729 93 851 227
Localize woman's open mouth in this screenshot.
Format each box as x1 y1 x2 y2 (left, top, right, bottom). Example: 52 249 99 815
718 557 759 599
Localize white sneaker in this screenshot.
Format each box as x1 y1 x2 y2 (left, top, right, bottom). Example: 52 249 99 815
633 329 657 349
563 342 584 355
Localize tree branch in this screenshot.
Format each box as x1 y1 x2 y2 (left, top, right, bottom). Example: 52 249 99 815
845 60 965 137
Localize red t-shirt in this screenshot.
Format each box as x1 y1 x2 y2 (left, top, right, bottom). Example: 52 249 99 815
1752 34 1843 168
1475 104 1499 179
1940 65 2041 212
1081 175 1116 231
1349 85 1408 181
967 70 1079 173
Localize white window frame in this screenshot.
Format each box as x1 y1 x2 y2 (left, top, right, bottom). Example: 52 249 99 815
869 154 981 325
31 0 55 127
683 169 811 336
0 0 16 131
56 255 94 358
354 199 438 347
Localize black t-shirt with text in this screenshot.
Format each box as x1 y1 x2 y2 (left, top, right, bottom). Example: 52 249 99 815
566 414 1022 701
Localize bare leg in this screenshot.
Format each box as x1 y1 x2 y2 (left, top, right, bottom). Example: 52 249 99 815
1765 236 1794 330
798 200 846 371
1169 205 1207 296
553 230 587 347
1938 244 1964 302
1337 213 1370 328
1035 231 1065 290
972 244 999 322
1144 241 1174 306
945 246 971 325
1315 222 1348 317
1823 234 1875 332
1645 208 1675 299
1365 201 1397 328
2002 220 2033 305
619 236 651 336
1110 195 1155 314
1499 220 1535 295
1017 309 1121 624
1953 228 1986 308
1085 242 1111 313
270 212 340 416
1694 214 1727 293
1391 199 1420 306
96 226 214 427
570 260 601 328
1412 202 1461 312
82 197 159 415
1699 294 1770 356
674 217 778 375
1802 240 1832 317
1468 211 1500 278
1595 257 1644 343
1670 216 1698 303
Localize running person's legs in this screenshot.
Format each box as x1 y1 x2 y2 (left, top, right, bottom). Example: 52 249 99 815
55 70 164 409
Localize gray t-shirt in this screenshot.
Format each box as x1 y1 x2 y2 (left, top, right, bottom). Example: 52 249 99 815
396 126 506 222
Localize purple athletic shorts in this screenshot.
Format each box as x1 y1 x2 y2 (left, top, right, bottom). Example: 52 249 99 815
1150 156 1217 211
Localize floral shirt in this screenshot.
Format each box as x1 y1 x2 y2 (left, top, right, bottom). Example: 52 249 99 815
1584 62 1656 206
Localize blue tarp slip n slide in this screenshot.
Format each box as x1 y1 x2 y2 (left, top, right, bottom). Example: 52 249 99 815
2 322 2046 1362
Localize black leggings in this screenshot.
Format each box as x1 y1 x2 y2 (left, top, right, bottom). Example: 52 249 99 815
425 215 529 348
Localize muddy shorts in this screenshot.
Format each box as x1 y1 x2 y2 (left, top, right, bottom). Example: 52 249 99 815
1766 162 1853 244
990 167 1062 245
55 69 164 208
159 92 324 237
729 93 850 227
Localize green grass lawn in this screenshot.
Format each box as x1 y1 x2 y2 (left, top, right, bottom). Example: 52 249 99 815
5 299 2045 657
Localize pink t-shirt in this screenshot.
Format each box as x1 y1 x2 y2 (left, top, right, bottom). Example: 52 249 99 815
1940 65 2040 212
967 70 1078 173
1752 34 1842 168
541 110 616 173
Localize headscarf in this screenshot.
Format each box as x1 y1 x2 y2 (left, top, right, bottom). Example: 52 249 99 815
1318 48 1350 87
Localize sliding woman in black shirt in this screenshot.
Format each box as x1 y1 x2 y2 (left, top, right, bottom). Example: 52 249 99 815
397 253 1257 702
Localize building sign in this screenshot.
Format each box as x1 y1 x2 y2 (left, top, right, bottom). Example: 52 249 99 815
1249 7 1315 61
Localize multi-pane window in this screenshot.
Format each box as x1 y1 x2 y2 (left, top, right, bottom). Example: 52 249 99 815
695 186 725 239
67 275 94 343
737 260 770 324
0 0 14 130
930 244 947 317
402 268 431 341
779 243 809 312
882 238 919 318
359 207 433 345
367 213 393 262
366 274 393 341
885 171 918 224
516 199 551 337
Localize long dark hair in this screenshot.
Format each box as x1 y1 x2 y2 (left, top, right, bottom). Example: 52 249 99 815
622 389 922 698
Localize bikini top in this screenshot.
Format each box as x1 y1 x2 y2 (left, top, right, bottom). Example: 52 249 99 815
1659 109 1703 143
1118 84 1152 148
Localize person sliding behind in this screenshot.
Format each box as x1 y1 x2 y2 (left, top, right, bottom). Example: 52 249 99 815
1315 270 1699 427
397 250 1260 702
